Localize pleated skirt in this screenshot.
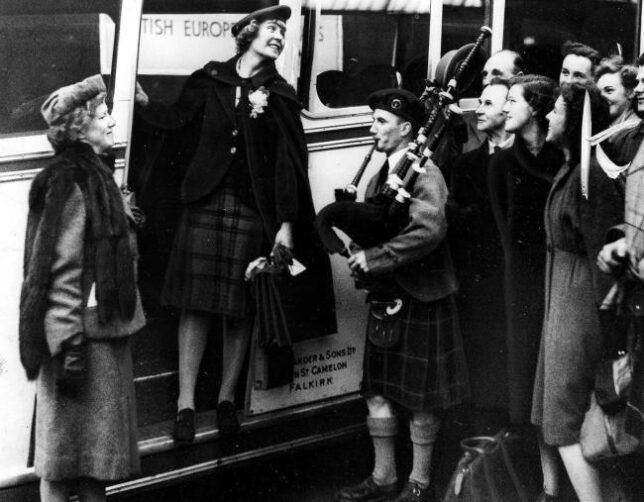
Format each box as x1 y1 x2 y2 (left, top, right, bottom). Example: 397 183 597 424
162 183 265 318
362 295 470 412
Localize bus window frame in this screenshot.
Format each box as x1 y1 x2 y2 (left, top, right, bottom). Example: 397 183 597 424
300 0 442 121
0 0 124 168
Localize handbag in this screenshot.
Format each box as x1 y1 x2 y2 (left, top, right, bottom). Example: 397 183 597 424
442 430 540 502
580 351 644 461
367 298 404 348
580 307 644 461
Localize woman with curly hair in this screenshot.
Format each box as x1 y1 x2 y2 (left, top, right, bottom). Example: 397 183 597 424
594 56 644 178
595 55 638 126
488 74 563 426
20 75 145 501
531 82 623 501
135 6 336 442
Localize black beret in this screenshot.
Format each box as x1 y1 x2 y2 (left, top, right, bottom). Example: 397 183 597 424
367 88 425 127
232 5 291 37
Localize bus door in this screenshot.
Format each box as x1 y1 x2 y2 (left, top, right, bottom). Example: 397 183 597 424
129 0 495 424
127 0 367 427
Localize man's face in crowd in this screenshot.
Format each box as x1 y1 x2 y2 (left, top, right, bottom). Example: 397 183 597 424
635 65 644 113
481 52 517 87
475 84 508 134
559 54 593 86
369 109 409 155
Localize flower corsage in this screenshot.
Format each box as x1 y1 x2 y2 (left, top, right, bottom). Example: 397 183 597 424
248 86 270 119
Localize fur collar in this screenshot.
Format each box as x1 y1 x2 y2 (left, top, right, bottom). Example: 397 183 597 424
19 143 136 379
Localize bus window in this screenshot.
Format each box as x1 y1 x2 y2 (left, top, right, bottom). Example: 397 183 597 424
303 2 430 113
0 13 115 136
441 0 490 99
504 0 638 81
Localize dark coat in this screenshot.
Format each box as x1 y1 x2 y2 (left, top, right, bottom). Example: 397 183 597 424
136 57 336 339
449 142 505 279
602 119 644 167
488 137 563 423
448 142 507 410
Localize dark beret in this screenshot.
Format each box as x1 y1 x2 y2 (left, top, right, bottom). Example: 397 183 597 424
367 88 425 127
41 74 106 126
232 5 291 37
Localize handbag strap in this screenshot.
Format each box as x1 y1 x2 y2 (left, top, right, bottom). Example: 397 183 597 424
460 436 499 455
499 431 531 502
482 449 503 501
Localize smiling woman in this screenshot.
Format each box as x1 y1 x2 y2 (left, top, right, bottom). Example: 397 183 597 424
20 74 145 502
133 4 336 445
488 74 562 426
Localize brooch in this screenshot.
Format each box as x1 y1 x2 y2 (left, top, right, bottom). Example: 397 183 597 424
248 86 270 118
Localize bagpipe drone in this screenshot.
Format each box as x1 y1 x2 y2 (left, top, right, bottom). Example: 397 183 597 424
315 26 492 258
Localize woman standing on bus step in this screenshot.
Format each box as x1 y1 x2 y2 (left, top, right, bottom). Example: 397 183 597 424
488 75 562 426
134 5 336 442
19 75 145 502
531 82 622 501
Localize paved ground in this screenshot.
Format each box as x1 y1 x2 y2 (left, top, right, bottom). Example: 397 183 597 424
118 406 644 501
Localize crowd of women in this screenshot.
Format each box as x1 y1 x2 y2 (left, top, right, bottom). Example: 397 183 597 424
15 2 644 500
448 45 644 500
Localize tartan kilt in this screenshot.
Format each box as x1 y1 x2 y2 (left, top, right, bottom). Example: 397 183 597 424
361 295 470 412
161 183 265 318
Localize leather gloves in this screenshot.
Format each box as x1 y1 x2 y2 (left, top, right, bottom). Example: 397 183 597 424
271 243 293 269
57 332 87 392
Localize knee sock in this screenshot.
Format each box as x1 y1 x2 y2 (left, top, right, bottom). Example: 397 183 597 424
367 416 399 486
539 434 560 497
409 417 440 487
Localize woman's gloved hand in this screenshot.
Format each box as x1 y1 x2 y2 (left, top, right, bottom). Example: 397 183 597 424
272 222 294 268
57 332 87 393
271 243 293 269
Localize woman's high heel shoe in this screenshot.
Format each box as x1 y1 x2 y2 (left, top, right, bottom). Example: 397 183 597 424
173 408 196 444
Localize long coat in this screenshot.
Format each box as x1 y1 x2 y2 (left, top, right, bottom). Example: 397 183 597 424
488 137 563 424
448 142 507 410
21 144 145 481
136 57 336 340
531 159 624 445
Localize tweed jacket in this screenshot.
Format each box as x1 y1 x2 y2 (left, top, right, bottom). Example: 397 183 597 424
43 185 145 356
363 159 458 302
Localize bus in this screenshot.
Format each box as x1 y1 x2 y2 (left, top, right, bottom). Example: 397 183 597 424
0 0 641 498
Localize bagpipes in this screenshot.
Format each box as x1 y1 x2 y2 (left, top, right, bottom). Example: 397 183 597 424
315 26 492 258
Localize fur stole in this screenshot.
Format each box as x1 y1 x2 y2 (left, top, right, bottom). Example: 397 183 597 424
20 143 136 380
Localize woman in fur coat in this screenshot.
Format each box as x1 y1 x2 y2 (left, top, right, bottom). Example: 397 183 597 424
19 75 145 502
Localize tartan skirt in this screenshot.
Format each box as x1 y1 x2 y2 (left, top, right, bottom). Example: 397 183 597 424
361 295 470 412
161 183 265 318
